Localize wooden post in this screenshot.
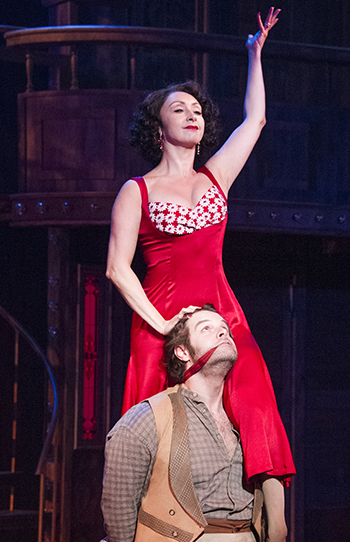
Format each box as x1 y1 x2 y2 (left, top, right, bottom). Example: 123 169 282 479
26 54 33 92
70 48 78 90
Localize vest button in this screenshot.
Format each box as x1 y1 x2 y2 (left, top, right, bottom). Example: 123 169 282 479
172 531 178 538
169 509 175 516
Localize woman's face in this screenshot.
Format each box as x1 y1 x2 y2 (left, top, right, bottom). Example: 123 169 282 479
159 91 205 149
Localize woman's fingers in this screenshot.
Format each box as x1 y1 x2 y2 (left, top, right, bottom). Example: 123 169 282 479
180 305 200 316
247 7 280 50
262 7 281 32
163 305 201 335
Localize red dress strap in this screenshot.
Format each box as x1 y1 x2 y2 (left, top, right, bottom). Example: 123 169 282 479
131 176 149 215
198 166 227 200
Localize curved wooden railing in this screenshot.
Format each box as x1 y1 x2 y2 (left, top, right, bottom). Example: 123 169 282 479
4 25 244 51
0 25 70 72
3 25 350 91
0 305 58 475
5 24 350 60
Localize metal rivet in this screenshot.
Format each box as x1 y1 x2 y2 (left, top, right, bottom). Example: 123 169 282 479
172 532 178 538
48 233 59 245
90 203 100 211
247 211 255 219
48 327 58 337
338 215 346 224
169 509 175 516
48 276 59 288
62 201 73 212
36 201 47 214
15 202 27 216
270 212 277 220
315 214 323 223
45 480 53 491
48 302 58 312
49 233 60 245
292 213 302 222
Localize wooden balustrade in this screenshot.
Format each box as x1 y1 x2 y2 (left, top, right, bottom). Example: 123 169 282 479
4 25 350 92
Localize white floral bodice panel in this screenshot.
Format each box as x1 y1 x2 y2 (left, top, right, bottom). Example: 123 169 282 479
148 185 227 235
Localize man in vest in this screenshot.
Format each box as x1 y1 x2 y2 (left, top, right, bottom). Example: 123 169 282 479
101 304 288 542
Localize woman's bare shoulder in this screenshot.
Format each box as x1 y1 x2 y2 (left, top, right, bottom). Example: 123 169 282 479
112 179 143 211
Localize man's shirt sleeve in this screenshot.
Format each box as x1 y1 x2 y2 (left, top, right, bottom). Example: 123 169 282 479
101 402 158 542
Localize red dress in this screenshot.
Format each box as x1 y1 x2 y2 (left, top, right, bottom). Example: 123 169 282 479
122 166 296 482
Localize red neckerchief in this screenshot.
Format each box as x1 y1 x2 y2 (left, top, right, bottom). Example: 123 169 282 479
180 345 218 383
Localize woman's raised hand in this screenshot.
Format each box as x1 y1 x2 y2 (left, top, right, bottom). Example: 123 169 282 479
246 6 281 53
163 305 200 336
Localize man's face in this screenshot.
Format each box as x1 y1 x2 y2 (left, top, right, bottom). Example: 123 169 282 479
185 310 238 372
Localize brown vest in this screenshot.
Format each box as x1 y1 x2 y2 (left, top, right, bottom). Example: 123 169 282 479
134 385 263 542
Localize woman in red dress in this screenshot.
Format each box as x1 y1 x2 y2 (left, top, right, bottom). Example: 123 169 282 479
106 8 294 542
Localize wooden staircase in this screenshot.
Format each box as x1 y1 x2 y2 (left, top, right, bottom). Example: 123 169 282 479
0 306 58 542
0 471 39 541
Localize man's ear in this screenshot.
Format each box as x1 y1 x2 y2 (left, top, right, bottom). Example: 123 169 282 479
174 344 191 363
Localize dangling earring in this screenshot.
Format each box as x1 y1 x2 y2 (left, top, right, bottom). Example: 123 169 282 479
196 142 201 156
158 136 164 152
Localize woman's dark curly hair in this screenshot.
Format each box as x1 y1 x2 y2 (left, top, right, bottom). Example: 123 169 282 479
130 81 220 166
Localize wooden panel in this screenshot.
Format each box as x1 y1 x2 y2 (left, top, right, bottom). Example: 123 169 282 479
304 287 350 541
17 87 350 213
70 448 105 542
41 115 115 180
260 120 310 191
19 89 149 193
228 103 350 205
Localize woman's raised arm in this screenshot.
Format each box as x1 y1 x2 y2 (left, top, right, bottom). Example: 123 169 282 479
205 7 280 197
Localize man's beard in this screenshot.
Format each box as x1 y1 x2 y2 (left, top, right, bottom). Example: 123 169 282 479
193 342 237 378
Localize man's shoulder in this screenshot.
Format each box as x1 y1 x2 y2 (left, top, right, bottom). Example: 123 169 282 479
106 386 181 441
107 401 154 439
